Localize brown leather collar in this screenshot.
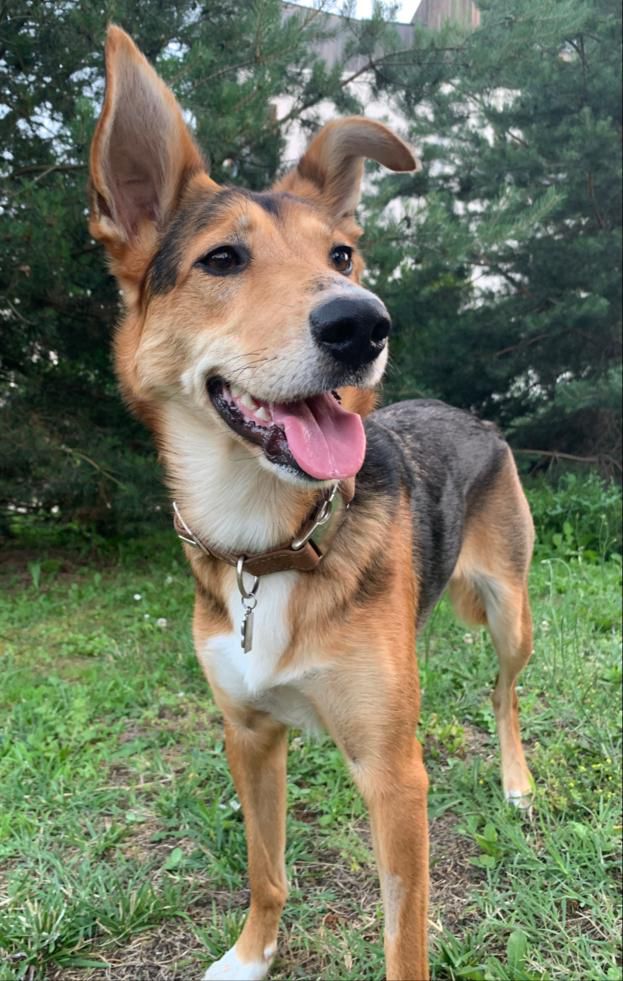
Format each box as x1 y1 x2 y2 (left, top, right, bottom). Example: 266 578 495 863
172 479 354 578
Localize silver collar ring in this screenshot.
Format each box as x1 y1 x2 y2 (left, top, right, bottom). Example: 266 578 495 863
236 556 259 600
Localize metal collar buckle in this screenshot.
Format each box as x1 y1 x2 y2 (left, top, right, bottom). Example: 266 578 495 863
290 482 339 551
172 501 209 554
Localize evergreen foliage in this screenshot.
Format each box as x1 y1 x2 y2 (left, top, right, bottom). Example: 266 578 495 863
365 0 622 474
0 0 364 532
1 0 620 534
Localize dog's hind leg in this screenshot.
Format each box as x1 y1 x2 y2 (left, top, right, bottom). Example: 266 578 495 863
453 572 534 807
488 581 534 809
203 713 288 981
449 570 534 811
449 451 535 811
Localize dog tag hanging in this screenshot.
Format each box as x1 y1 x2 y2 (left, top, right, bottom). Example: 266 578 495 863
240 595 257 653
236 557 259 654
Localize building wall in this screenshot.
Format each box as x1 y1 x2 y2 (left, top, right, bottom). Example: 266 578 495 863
414 0 480 29
282 2 479 72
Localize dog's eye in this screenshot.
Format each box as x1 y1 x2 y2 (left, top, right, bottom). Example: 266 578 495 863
196 245 248 276
330 245 353 275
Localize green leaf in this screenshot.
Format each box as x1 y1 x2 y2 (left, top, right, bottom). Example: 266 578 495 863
470 854 497 869
482 822 498 843
163 846 184 870
61 959 109 970
507 929 528 971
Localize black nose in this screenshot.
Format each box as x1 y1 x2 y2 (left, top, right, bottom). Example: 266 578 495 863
310 295 391 369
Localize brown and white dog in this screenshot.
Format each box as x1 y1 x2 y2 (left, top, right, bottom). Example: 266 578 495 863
89 27 535 981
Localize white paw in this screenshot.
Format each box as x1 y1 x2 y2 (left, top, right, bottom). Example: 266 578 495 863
202 944 274 981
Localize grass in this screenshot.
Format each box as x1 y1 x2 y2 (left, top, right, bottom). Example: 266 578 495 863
0 530 621 980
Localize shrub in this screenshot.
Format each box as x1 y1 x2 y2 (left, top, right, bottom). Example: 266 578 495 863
525 472 622 562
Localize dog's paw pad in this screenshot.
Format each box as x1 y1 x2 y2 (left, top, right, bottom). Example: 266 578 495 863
202 945 273 981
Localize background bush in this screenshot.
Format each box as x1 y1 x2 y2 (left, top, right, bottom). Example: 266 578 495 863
525 472 622 562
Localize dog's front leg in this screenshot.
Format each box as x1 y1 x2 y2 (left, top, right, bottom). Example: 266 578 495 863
314 635 430 980
355 743 430 981
375 751 430 981
204 714 288 981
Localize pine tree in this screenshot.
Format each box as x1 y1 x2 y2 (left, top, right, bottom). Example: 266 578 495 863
0 0 367 532
365 0 622 474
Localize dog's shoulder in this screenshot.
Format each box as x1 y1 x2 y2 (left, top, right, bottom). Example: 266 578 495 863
360 399 511 622
367 398 508 500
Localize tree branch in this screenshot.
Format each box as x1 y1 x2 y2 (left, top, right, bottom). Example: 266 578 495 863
7 163 86 180
514 448 622 472
495 332 550 358
60 445 127 488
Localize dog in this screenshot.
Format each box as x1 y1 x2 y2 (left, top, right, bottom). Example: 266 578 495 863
89 26 535 981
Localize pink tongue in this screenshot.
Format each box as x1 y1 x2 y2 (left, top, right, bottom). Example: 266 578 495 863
271 393 366 480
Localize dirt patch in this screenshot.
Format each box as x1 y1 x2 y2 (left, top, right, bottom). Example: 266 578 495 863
429 811 484 936
462 720 495 760
47 921 204 981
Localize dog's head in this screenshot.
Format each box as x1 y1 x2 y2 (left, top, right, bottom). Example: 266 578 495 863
90 26 418 485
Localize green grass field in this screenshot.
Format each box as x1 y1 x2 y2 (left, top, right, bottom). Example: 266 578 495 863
0 517 621 980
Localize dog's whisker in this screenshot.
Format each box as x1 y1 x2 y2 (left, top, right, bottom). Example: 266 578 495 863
217 349 271 368
214 352 276 380
227 357 279 379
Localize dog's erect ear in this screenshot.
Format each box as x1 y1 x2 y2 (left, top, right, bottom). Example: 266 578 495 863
89 26 205 260
275 117 419 217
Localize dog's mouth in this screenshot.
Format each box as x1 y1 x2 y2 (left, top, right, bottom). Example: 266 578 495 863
207 377 366 481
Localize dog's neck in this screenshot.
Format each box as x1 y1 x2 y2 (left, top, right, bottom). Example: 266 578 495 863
161 401 319 554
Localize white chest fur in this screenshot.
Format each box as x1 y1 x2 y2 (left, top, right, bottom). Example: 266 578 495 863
199 569 324 734
161 402 326 733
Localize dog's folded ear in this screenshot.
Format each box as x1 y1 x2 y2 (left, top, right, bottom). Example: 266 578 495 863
89 26 205 261
275 117 419 217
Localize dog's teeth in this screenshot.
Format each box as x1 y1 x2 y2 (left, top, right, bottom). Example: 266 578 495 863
254 406 270 422
240 393 257 410
230 383 243 398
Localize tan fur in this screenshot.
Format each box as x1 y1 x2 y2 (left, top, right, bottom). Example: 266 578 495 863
89 27 207 303
90 28 535 981
275 116 419 215
449 450 535 802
